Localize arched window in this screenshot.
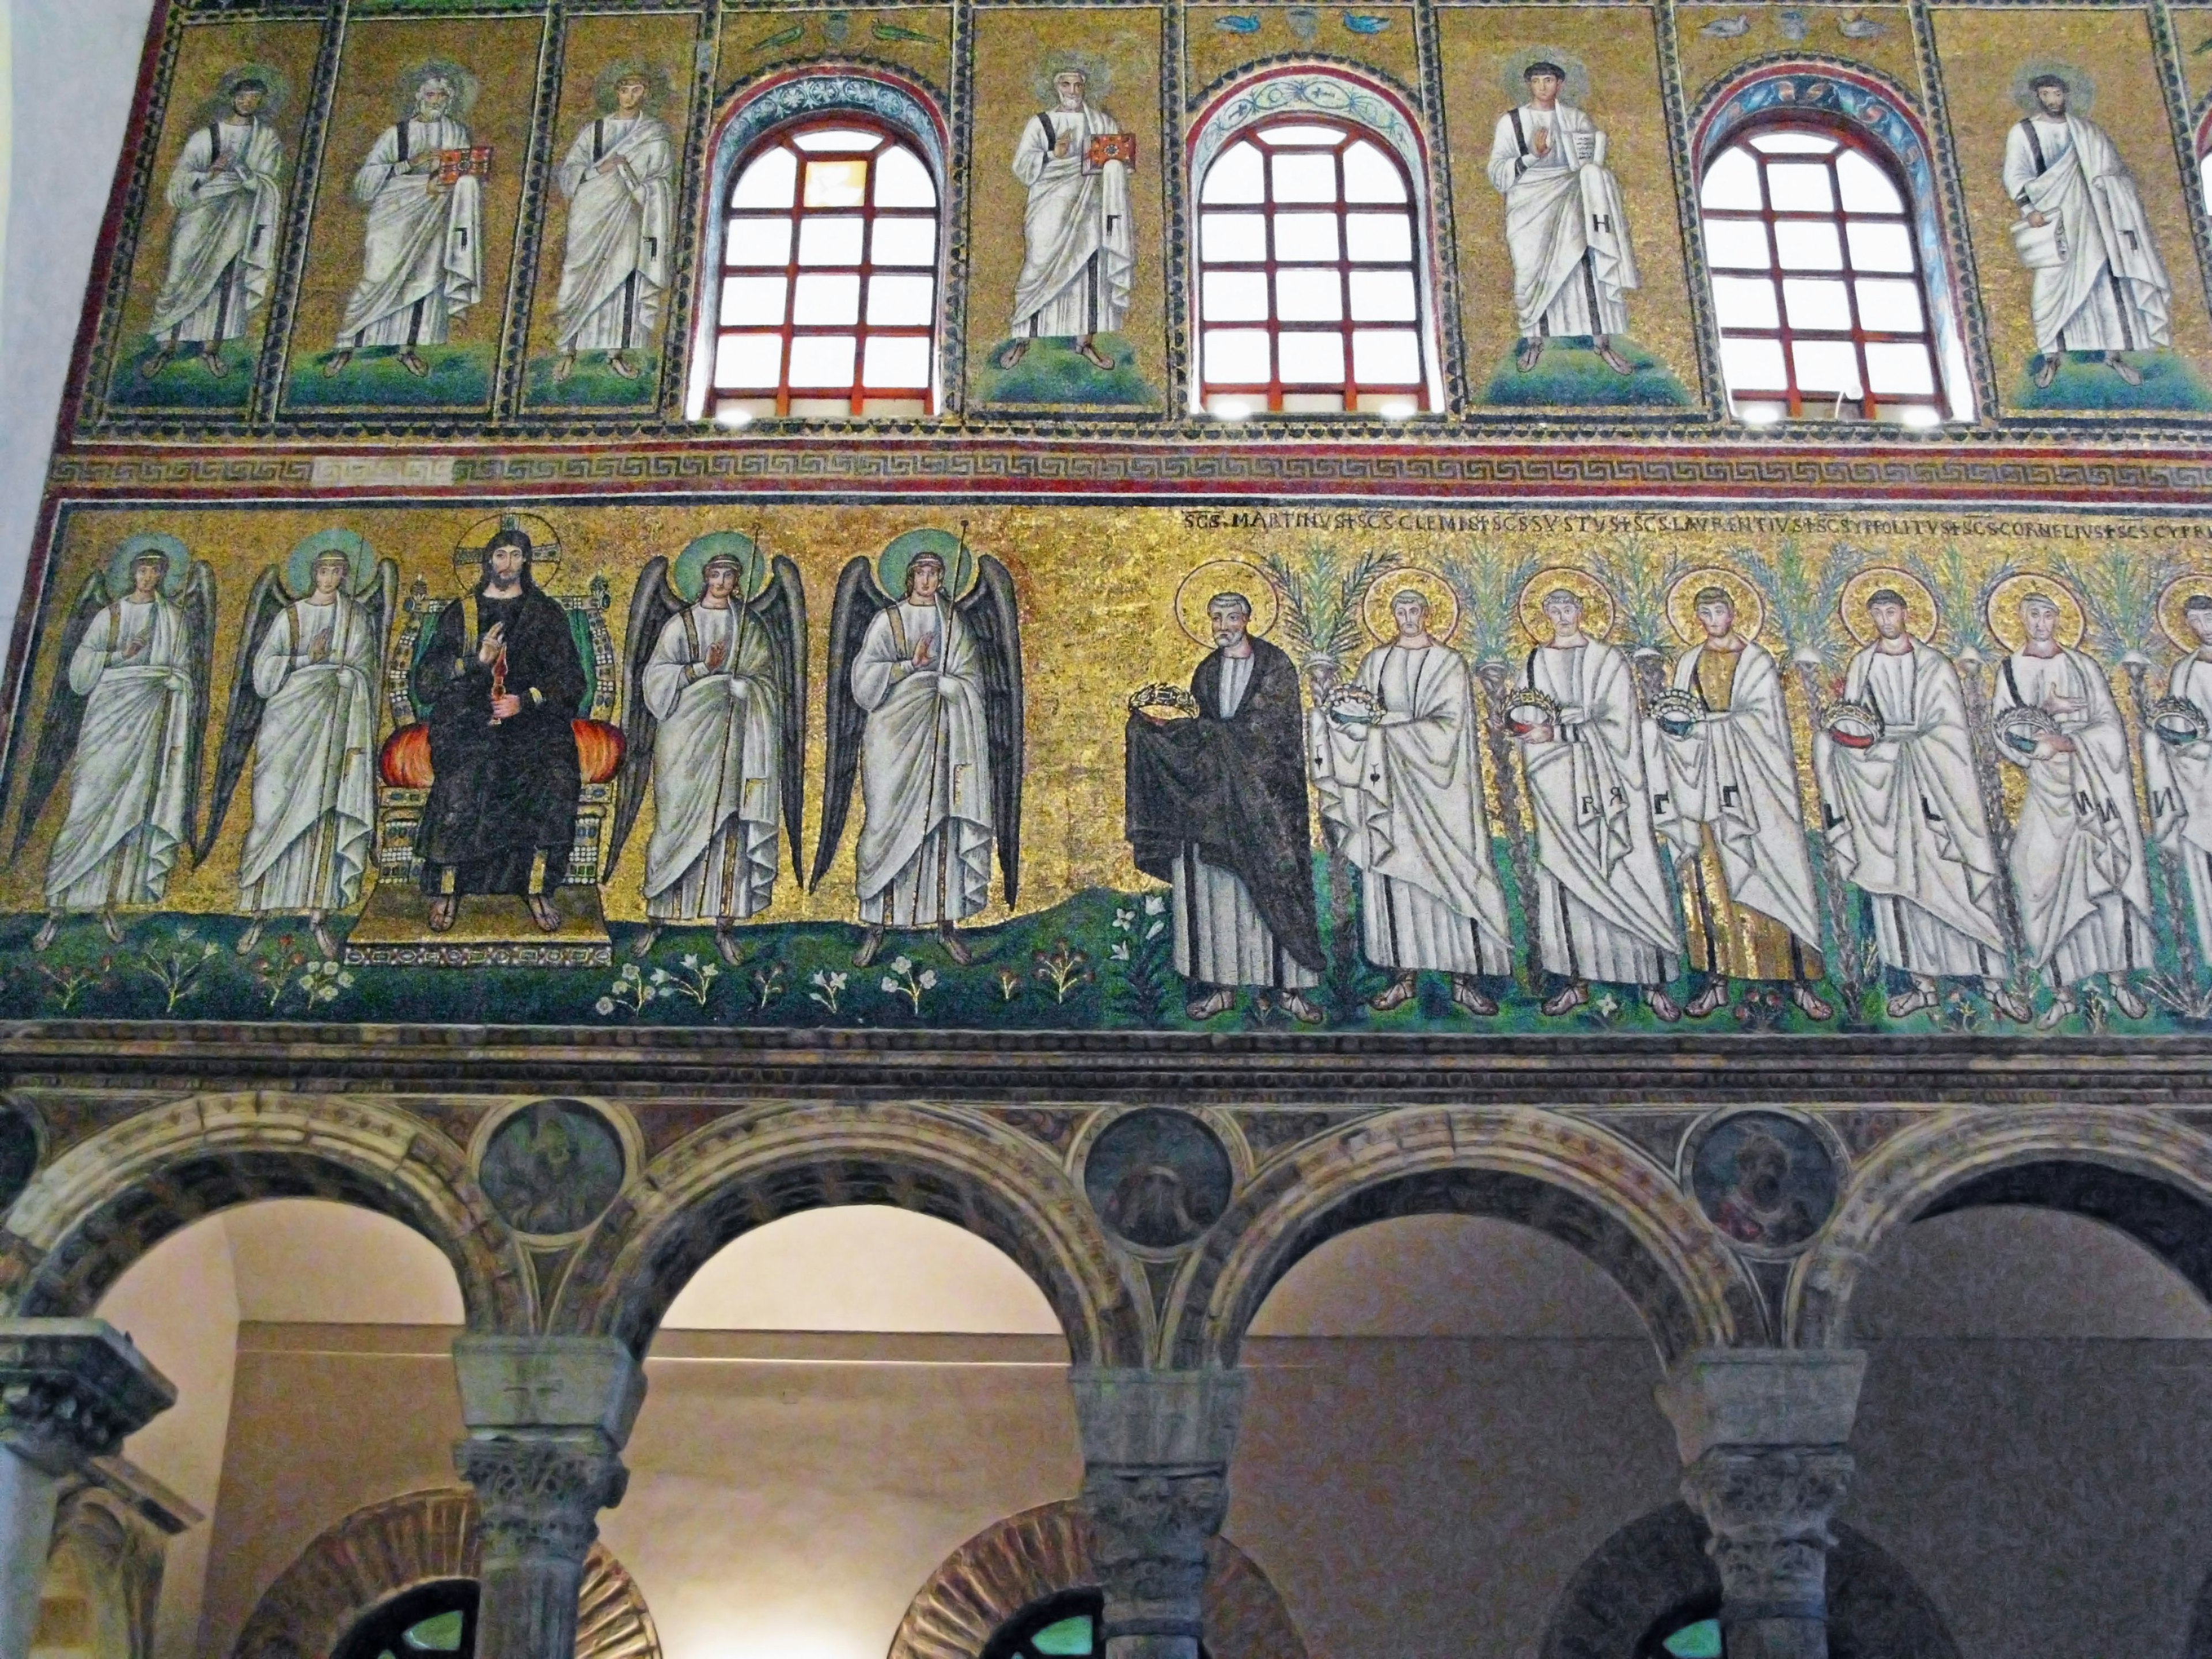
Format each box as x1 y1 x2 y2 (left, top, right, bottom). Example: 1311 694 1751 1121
1194 114 1430 416
707 116 940 421
1699 119 1943 425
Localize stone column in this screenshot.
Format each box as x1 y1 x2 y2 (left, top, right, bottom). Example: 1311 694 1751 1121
453 1336 645 1659
0 1320 175 1659
1654 1348 1868 1659
1069 1368 1247 1659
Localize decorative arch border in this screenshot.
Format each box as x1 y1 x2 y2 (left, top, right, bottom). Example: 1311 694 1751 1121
1184 63 1448 415
683 66 952 421
0 1092 530 1332
227 1488 657 1659
888 1499 1306 1659
1788 1106 2212 1347
1691 59 1976 422
548 1100 1150 1366
1162 1107 1759 1368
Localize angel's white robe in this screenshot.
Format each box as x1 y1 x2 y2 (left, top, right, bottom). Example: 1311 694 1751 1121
148 115 285 347
337 114 483 349
238 595 378 915
44 595 198 912
1313 643 1510 978
851 599 994 926
642 604 782 923
2003 112 2171 357
553 112 675 354
1815 640 2009 982
1010 104 1132 340
1518 641 1679 985
1994 645 2153 983
2145 652 2212 962
1486 101 1638 340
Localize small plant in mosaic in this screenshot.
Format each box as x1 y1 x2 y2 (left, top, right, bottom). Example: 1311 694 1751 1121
1032 941 1091 1004
1108 893 1172 1027
656 955 720 1008
2144 972 2212 1024
1737 539 1851 667
807 968 848 1015
998 968 1022 1002
597 961 660 1017
1589 532 1690 659
750 959 786 1012
1262 541 1400 689
134 926 219 1015
881 955 936 1014
35 960 106 1013
2065 543 2178 672
1440 541 1541 670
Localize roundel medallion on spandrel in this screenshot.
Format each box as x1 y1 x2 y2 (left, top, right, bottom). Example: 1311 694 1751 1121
1685 1110 1842 1257
478 1099 626 1239
1083 1109 1233 1252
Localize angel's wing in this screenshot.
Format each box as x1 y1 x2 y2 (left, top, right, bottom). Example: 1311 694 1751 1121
607 558 683 877
755 556 810 884
957 555 1025 907
176 561 218 861
9 572 112 860
362 558 400 673
196 565 287 863
808 556 889 892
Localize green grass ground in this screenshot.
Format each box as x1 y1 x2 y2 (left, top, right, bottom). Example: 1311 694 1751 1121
2010 350 2212 414
284 342 495 412
525 351 660 411
105 335 262 415
1479 336 1694 409
974 334 1159 408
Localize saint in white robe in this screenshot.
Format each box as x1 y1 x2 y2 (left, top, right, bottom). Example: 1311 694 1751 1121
1010 104 1132 340
2003 112 2171 357
641 604 783 923
1814 639 2010 982
1313 643 1511 978
1517 641 1679 986
1993 645 2153 984
238 596 378 916
43 596 199 913
148 115 285 347
1486 101 1638 340
337 113 484 350
2145 652 2212 963
851 599 995 927
552 112 675 354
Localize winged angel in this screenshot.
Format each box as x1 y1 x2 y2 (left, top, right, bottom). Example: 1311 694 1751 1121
810 530 1024 967
609 533 807 967
18 535 215 950
201 531 397 959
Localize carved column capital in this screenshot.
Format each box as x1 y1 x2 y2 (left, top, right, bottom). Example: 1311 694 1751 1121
453 1433 628 1570
0 1320 175 1478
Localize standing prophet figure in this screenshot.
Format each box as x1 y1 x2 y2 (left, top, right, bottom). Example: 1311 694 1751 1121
1127 592 1325 1024
2003 70 2171 389
997 66 1131 374
325 66 484 380
1813 588 2028 1022
2145 594 2212 969
1656 585 1833 1021
550 69 675 384
1486 60 1638 376
1311 586 1512 1017
143 73 286 381
1991 592 2152 1024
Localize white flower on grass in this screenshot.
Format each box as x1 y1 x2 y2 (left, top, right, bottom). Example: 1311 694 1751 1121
1113 908 1135 931
918 969 938 990
881 976 900 994
336 972 355 989
891 955 912 975
682 953 700 968
595 997 616 1016
1143 893 1166 915
1145 921 1164 940
649 968 670 984
1111 942 1130 961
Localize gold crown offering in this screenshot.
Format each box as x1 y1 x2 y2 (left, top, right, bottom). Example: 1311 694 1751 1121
2148 696 2209 749
1652 687 1703 738
1323 683 1385 724
1823 700 1885 751
1128 682 1199 717
1994 703 2062 756
1502 686 1560 737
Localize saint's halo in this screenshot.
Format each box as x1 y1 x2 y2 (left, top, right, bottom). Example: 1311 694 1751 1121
1984 571 2085 654
1175 558 1279 646
1667 566 1765 646
1362 567 1460 646
2157 571 2212 655
1839 566 1940 648
1517 566 1615 645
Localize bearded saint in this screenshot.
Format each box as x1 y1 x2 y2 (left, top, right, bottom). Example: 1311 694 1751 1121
2145 594 2212 966
551 70 675 382
144 76 285 380
996 67 1131 374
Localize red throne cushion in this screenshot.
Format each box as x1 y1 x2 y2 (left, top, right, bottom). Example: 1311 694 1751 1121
380 719 624 789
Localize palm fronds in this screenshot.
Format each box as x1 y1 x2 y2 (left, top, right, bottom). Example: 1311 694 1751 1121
1258 541 1400 675
2062 544 2177 666
1908 543 2010 661
1588 532 1689 654
1440 542 1542 669
1734 539 1851 665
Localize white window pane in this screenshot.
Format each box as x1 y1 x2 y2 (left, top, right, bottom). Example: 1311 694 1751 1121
732 147 797 209
1345 213 1412 263
1349 268 1416 321
1272 150 1339 204
1342 141 1405 203
1274 211 1340 262
798 216 865 266
1202 143 1265 204
865 273 934 327
1865 342 1935 395
1764 162 1834 213
1790 339 1862 394
787 334 857 388
793 128 881 152
873 146 936 208
1846 219 1914 274
1202 211 1267 263
714 332 783 389
1704 218 1771 270
1719 335 1787 392
1278 331 1346 384
720 275 788 326
1855 278 1924 334
1748 131 1837 155
1351 329 1419 384
793 272 861 324
1774 219 1843 270
862 334 932 388
1260 124 1343 146
1277 267 1343 321
1203 328 1271 385
1781 278 1851 331
1710 275 1778 328
1701 146 1762 211
804 158 869 209
1835 149 1903 214
1202 270 1270 323
727 218 792 267
871 217 937 266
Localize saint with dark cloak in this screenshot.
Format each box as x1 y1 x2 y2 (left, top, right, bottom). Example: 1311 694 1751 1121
411 524 584 932
1126 590 1325 1024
